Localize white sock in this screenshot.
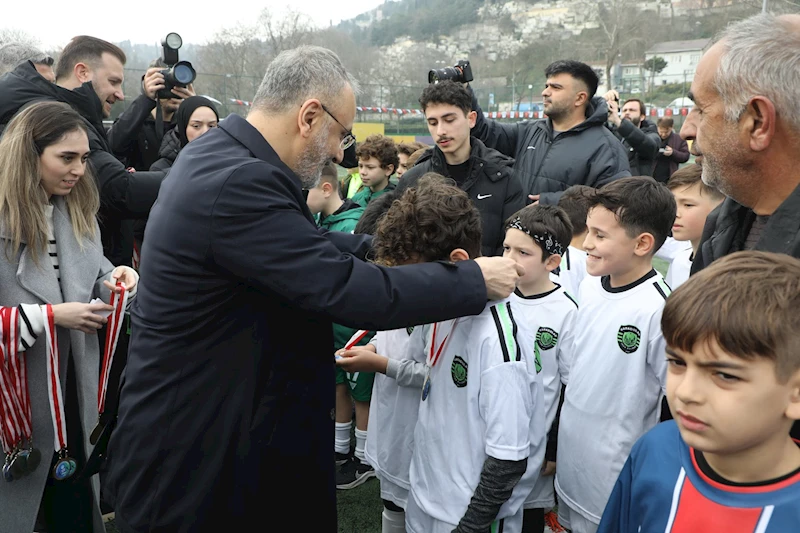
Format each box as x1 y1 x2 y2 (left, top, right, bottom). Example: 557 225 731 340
335 421 352 455
354 428 368 462
381 508 406 533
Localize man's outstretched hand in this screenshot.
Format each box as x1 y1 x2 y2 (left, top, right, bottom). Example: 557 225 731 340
474 257 524 301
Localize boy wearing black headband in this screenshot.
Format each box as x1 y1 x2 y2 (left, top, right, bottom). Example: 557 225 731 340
554 177 677 533
502 204 579 533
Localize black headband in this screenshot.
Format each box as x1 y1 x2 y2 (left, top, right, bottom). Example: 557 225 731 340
506 216 564 256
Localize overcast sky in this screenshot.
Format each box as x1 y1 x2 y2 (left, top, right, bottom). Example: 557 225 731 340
3 0 387 49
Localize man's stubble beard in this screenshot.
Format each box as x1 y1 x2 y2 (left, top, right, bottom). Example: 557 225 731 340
294 129 331 189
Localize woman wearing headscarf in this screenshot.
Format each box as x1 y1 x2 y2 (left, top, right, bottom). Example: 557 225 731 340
150 96 219 172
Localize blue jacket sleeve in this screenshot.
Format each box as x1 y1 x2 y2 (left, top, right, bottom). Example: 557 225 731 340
597 454 635 533
468 86 520 159
210 162 489 330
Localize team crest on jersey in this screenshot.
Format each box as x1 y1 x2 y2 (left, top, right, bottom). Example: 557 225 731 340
617 325 642 354
536 327 558 350
451 356 468 387
407 326 414 335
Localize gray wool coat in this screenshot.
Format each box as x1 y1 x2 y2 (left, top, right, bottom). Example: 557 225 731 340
0 197 116 533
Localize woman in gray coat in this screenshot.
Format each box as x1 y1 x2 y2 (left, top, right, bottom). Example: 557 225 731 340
0 102 137 532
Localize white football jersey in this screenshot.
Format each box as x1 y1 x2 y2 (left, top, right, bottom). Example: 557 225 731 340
555 271 670 524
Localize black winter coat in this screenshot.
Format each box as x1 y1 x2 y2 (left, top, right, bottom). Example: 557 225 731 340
150 129 181 172
608 118 661 176
398 138 524 257
0 62 166 266
107 93 176 171
104 114 489 532
470 92 631 204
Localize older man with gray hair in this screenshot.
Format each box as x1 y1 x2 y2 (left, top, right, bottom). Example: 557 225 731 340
0 42 54 81
105 45 524 532
682 13 800 437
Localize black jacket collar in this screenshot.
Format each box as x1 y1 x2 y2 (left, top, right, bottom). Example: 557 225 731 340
417 137 515 184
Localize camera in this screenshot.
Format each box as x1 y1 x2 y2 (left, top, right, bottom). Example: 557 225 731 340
158 32 196 100
428 60 473 84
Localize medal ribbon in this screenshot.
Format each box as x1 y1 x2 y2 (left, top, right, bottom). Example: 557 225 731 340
426 319 460 369
98 283 128 415
43 305 67 454
343 330 371 351
0 307 32 455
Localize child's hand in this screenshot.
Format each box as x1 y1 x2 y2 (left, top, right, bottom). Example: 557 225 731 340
335 348 388 374
541 460 556 477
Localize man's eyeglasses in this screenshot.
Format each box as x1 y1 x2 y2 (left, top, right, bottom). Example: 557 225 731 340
321 103 356 151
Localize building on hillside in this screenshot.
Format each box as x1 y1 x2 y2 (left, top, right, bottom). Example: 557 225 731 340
588 61 644 96
644 38 711 87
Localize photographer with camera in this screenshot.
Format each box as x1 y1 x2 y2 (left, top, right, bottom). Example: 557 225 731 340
108 34 197 171
462 60 630 205
604 92 660 176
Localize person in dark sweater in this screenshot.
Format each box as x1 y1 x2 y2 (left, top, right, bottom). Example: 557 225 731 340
653 117 690 183
399 80 524 256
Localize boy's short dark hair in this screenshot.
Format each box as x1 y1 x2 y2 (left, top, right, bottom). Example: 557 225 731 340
667 164 724 201
662 251 800 382
657 117 674 128
419 80 472 115
355 134 399 173
623 98 646 116
318 162 339 191
590 177 676 252
55 36 127 81
374 174 482 265
505 205 573 260
558 185 594 237
544 60 599 99
398 141 428 157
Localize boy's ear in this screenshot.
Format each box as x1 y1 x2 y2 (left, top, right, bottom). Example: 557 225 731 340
449 248 470 263
785 370 800 421
384 164 395 177
633 232 656 257
544 253 561 273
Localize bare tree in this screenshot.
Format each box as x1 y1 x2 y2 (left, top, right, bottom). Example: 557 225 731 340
0 28 38 48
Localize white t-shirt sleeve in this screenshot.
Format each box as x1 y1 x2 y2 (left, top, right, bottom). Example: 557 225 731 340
646 309 668 394
556 307 578 386
479 357 534 461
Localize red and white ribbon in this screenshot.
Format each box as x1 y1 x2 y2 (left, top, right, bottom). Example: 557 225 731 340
0 307 33 455
426 319 460 370
343 330 371 351
43 305 67 454
98 283 128 415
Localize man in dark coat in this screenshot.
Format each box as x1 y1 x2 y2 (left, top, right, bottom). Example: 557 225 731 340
605 95 661 176
653 117 690 183
683 13 800 439
469 60 630 205
104 45 524 533
399 81 524 257
0 36 165 267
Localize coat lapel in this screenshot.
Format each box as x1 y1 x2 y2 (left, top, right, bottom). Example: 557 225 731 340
51 198 99 304
1 222 64 307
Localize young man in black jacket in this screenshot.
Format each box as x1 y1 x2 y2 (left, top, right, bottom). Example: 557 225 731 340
399 80 524 256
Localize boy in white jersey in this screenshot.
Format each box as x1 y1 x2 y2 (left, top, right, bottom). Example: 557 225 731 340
664 164 724 289
502 204 578 533
555 177 677 533
342 176 545 533
556 185 593 299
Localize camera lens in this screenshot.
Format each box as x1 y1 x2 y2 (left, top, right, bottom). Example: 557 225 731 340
173 62 196 85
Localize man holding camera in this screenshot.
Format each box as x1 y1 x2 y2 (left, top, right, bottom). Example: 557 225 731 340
468 60 630 205
653 117 690 183
108 58 196 171
604 93 661 176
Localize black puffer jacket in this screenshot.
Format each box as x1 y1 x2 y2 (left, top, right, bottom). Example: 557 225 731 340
398 138 524 257
150 129 181 172
107 93 176 171
0 62 166 266
470 91 630 205
608 118 660 176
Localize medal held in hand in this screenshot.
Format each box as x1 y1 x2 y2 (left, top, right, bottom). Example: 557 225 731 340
0 306 42 481
423 319 459 402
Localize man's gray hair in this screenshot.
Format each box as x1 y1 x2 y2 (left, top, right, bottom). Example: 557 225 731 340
0 42 54 76
714 13 800 132
252 45 359 113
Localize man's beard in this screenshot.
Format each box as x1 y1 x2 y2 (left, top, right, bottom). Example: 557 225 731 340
630 116 641 127
700 153 733 197
544 101 570 122
294 129 331 189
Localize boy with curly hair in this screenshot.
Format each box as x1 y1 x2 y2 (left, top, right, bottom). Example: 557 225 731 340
352 134 400 206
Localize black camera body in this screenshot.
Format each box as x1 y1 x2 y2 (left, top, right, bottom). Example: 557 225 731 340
158 33 196 100
428 60 474 84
